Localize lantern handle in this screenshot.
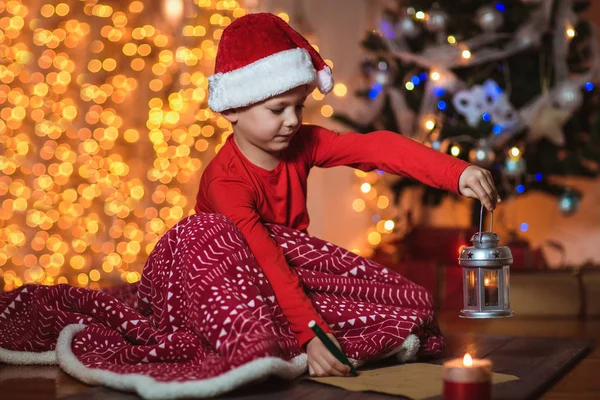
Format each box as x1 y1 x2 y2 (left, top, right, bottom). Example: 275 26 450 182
478 204 494 244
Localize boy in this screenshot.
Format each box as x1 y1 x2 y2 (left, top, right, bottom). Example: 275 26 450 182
195 13 499 377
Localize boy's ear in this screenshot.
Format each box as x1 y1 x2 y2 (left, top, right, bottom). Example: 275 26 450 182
221 109 238 124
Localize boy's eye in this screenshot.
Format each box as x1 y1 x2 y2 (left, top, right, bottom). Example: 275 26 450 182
270 105 304 114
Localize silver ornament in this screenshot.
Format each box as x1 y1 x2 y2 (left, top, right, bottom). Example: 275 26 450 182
476 5 504 32
374 70 390 85
373 60 394 86
469 140 496 167
397 15 420 38
558 191 579 215
515 25 541 48
504 158 526 177
554 84 582 110
426 7 447 32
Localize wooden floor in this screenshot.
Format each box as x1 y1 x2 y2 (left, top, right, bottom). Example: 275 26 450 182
0 313 598 400
439 313 600 399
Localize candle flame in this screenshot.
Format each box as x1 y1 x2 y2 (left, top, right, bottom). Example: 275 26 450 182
484 278 490 286
463 353 473 367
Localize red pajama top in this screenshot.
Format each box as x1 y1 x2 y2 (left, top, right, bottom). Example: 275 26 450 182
194 124 470 346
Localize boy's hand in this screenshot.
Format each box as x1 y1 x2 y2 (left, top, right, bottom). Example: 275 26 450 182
307 333 351 377
458 165 501 211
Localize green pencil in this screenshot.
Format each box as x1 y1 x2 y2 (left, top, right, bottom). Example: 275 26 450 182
308 320 358 376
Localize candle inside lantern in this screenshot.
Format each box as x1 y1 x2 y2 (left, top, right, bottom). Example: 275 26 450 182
484 277 499 306
443 353 492 400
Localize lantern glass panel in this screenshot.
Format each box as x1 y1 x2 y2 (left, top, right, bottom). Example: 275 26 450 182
504 266 510 306
483 270 499 306
466 269 478 307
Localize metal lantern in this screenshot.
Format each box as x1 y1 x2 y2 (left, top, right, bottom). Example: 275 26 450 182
458 207 514 318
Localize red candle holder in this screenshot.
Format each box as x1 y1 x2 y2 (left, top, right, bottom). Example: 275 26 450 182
443 354 492 400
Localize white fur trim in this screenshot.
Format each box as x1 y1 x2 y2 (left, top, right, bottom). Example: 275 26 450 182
208 48 322 112
317 66 334 93
394 334 420 362
0 347 57 365
369 333 421 363
55 324 307 400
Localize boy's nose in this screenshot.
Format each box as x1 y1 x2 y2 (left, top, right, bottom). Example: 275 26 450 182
284 112 299 127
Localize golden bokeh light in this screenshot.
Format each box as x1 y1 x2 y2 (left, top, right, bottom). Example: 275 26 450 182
352 199 366 212
0 0 244 291
333 83 347 97
320 105 334 118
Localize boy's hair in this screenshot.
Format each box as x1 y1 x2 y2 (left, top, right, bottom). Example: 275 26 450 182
207 13 333 113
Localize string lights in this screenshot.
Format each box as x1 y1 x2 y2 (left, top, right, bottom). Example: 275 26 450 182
0 0 247 291
331 0 600 255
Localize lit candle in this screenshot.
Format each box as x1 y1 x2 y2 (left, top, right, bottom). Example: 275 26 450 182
484 278 499 306
443 353 492 400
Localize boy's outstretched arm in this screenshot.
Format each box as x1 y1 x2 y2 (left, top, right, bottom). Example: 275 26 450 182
206 177 332 347
304 125 499 210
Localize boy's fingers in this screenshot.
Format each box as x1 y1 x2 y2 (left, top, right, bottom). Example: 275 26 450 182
483 173 499 206
322 334 349 375
479 179 496 210
311 360 326 377
308 364 315 376
314 356 336 377
318 354 349 376
470 181 493 211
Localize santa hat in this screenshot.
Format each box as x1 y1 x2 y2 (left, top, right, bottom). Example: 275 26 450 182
207 13 334 113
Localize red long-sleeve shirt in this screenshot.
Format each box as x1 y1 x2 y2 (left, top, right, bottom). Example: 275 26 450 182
194 124 470 346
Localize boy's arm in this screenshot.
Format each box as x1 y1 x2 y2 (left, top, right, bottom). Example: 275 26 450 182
304 125 471 194
206 177 332 347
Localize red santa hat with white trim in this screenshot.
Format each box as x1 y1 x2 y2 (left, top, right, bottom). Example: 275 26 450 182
207 13 334 113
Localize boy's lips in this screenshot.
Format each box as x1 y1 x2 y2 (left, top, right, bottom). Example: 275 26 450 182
276 133 294 139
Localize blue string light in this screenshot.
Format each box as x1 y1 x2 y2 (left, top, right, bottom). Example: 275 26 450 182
535 173 543 181
433 87 445 97
411 76 420 85
516 184 525 194
585 82 594 91
368 83 383 99
380 22 395 38
376 169 385 175
493 125 502 135
495 3 506 13
520 222 529 232
419 72 427 81
437 100 447 110
482 112 491 122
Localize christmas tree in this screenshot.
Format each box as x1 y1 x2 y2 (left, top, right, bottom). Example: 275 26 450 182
335 0 600 226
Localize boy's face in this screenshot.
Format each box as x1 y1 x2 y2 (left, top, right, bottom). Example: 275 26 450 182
223 85 309 154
